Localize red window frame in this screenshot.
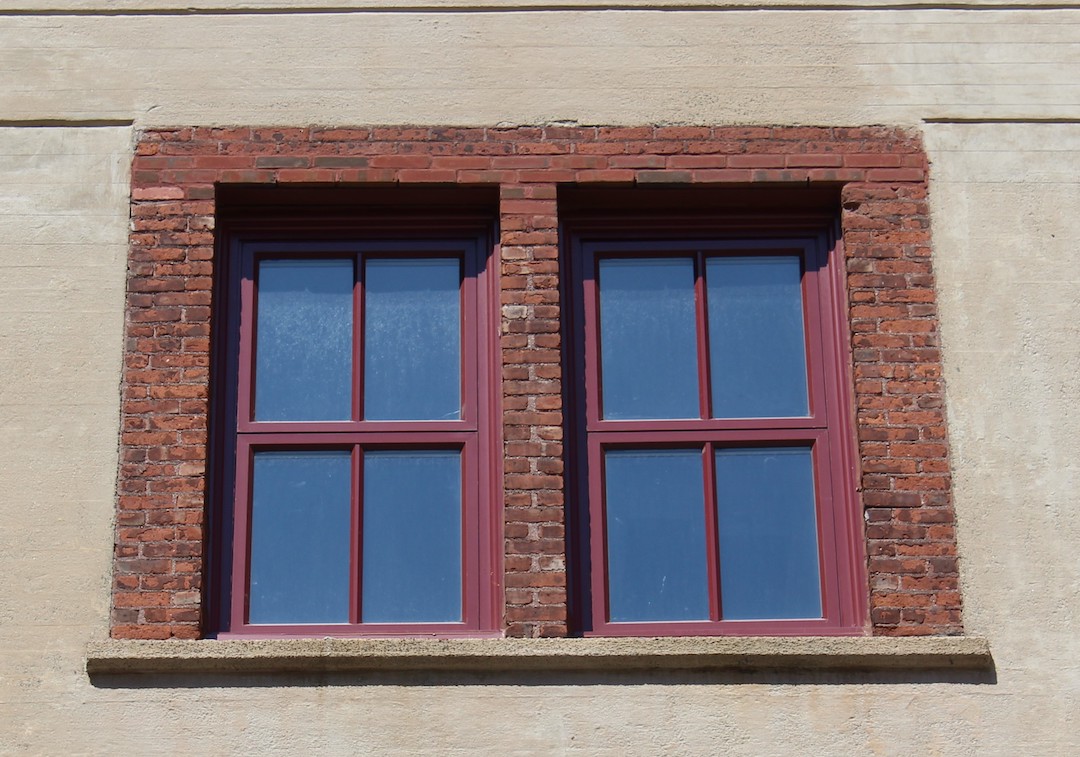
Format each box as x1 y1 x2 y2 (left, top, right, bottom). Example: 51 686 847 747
565 219 866 636
211 219 501 638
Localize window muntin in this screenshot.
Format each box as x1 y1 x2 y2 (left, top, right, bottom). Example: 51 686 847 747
571 229 862 636
219 231 496 637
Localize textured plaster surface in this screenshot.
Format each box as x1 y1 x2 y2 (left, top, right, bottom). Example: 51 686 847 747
924 121 1080 689
7 0 1078 10
1 10 1079 126
0 125 131 750
1 4 1079 755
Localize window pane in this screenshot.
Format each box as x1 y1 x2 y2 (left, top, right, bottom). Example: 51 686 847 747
714 447 822 620
249 451 352 624
707 256 809 418
364 258 461 421
255 259 353 421
362 450 462 622
598 258 698 420
604 449 709 622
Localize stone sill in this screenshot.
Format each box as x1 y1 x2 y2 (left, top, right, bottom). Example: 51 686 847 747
86 636 991 675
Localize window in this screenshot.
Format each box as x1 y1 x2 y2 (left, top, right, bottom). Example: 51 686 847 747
115 129 959 642
212 218 499 637
566 220 864 636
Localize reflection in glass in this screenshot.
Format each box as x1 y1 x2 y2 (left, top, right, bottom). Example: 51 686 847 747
364 258 461 421
599 258 698 420
249 451 351 624
362 450 462 622
714 447 822 620
605 449 709 622
707 256 809 418
255 259 353 421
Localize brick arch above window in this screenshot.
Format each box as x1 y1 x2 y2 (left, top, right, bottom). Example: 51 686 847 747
113 125 961 640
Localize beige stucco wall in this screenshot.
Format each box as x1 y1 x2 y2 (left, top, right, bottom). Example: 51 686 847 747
1 3 1078 754
3 8 1079 125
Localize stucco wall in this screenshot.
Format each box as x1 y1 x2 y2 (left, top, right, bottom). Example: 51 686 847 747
1 3 1078 754
925 122 1080 677
3 8 1079 125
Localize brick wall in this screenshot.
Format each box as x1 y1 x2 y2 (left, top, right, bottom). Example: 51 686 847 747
114 125 960 639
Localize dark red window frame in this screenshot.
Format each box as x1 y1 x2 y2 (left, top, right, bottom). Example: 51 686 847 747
565 218 866 636
210 216 501 638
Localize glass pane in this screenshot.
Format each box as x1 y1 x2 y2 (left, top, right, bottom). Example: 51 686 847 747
598 258 698 420
604 449 709 622
249 451 352 624
255 259 353 421
362 450 462 622
707 256 809 418
714 447 822 620
364 258 461 421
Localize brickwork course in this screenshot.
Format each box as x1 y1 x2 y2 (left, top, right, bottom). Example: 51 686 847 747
114 125 961 640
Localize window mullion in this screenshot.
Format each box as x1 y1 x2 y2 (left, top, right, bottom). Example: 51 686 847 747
354 250 364 424
702 441 722 622
350 444 362 626
588 437 610 629
236 248 257 427
694 250 712 421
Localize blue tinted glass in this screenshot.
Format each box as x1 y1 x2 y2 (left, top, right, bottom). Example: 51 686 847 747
364 259 461 421
598 258 698 420
362 450 462 622
714 447 822 620
249 451 352 624
255 259 353 421
707 256 809 418
605 449 709 622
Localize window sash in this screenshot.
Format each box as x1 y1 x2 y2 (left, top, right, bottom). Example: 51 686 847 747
231 435 482 635
587 433 844 634
236 241 481 434
581 238 831 432
217 229 497 637
569 226 863 637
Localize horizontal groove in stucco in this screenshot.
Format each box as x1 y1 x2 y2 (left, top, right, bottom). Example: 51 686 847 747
4 0 1080 15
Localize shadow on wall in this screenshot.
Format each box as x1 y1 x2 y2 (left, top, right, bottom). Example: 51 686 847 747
90 666 997 690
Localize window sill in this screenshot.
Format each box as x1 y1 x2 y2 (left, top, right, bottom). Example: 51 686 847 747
86 635 992 676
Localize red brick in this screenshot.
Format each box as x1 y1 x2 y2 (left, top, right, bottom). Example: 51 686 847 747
597 127 653 141
729 154 785 168
132 186 185 201
574 169 635 182
786 154 844 168
397 169 457 183
866 168 926 182
691 169 753 182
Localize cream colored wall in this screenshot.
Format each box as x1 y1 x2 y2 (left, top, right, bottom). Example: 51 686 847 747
1 3 1078 755
3 9 1079 126
925 123 1080 674
7 0 1079 11
0 126 131 751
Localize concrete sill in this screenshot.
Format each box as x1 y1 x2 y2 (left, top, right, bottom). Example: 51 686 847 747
86 636 991 675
